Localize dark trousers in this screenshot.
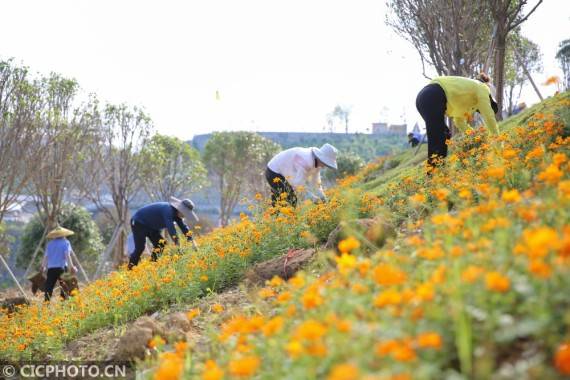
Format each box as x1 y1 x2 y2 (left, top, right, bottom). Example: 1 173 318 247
416 83 451 170
44 267 65 302
265 167 297 207
129 219 165 267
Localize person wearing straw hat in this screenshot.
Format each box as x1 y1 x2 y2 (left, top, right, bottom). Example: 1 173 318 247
128 197 199 268
415 73 499 171
266 143 338 207
41 226 78 302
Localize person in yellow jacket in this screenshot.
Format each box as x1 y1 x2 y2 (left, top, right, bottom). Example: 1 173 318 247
415 73 499 170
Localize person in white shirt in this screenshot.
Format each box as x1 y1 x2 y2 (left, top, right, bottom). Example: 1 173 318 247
265 143 338 207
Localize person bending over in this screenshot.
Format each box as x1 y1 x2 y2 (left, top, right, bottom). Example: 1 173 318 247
266 143 338 207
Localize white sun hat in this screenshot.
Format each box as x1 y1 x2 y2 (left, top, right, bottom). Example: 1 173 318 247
312 143 338 170
170 197 199 222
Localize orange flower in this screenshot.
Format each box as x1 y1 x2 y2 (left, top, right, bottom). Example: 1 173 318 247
393 344 417 362
416 332 442 349
154 352 184 380
484 166 505 179
485 272 510 293
187 308 201 320
295 320 327 341
228 356 260 378
521 226 560 258
262 316 284 337
202 360 224 380
302 291 324 310
373 289 402 308
327 363 360 380
372 263 407 286
558 226 570 258
432 188 450 201
555 342 570 375
335 253 357 275
338 237 361 254
409 193 426 203
537 164 563 185
501 189 521 203
461 266 484 283
148 335 166 349
528 260 552 279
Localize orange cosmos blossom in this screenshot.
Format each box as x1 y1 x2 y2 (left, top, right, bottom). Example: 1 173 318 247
372 263 407 286
528 260 552 279
338 237 361 254
485 272 510 293
327 363 360 380
373 289 403 308
202 360 224 380
262 316 284 337
416 332 443 349
228 356 260 378
154 352 184 380
537 164 564 185
555 342 570 375
521 226 560 258
461 266 485 283
294 320 328 341
502 189 522 203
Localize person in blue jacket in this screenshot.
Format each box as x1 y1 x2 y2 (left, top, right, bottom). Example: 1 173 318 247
128 197 199 268
41 226 78 302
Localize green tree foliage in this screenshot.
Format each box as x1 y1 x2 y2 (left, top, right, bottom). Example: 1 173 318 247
203 132 281 226
504 34 542 115
557 38 570 90
323 152 365 183
17 204 103 272
140 134 209 201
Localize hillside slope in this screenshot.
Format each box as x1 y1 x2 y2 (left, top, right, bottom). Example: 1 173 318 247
2 92 569 379
147 92 570 379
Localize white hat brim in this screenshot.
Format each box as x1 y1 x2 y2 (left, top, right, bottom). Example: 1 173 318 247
313 148 338 170
170 197 199 222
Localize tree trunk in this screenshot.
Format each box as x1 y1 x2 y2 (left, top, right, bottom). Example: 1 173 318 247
494 27 507 121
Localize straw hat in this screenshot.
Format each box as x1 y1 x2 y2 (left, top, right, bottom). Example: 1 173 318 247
312 143 338 170
47 226 74 239
170 197 199 222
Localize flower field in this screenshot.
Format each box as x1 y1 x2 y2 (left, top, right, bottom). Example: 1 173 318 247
2 92 570 379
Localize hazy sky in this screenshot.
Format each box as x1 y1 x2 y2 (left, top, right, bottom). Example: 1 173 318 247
2 0 568 139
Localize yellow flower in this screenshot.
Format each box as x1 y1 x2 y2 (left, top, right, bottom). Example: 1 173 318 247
335 253 357 275
212 304 224 313
327 363 360 380
285 340 304 358
272 177 281 183
338 237 361 254
228 356 260 378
